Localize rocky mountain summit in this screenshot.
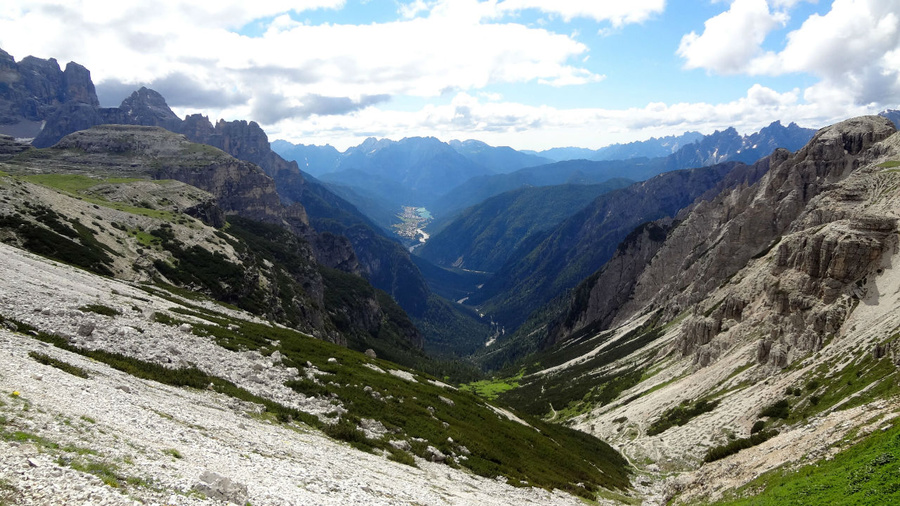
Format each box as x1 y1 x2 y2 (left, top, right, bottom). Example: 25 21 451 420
559 116 897 344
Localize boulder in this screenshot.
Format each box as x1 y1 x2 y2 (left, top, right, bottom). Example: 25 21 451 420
194 471 249 505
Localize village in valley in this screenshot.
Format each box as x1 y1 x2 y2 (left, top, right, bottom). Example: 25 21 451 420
393 206 432 249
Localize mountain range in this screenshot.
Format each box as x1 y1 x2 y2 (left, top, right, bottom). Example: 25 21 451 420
273 120 816 236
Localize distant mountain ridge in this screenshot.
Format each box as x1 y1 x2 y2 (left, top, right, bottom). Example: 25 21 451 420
523 131 704 162
274 121 816 232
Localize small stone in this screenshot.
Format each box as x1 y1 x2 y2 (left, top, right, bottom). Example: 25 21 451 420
76 322 95 337
426 446 446 463
115 385 131 394
327 357 338 364
439 396 455 407
388 440 411 451
364 348 377 359
178 323 192 333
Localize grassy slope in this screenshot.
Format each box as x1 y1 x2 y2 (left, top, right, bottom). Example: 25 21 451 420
712 415 900 505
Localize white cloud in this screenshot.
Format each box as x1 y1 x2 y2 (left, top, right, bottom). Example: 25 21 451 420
677 0 788 74
399 0 433 19
0 0 600 126
496 0 666 26
753 0 900 105
266 84 850 151
680 0 900 107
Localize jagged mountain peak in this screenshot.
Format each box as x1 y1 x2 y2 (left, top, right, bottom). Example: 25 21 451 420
119 86 181 126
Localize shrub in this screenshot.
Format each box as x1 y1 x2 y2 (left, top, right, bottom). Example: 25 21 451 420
79 304 121 317
704 430 779 463
760 399 790 419
750 420 766 434
647 399 719 436
28 351 90 379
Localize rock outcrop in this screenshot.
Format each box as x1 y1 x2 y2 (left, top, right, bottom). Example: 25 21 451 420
0 49 98 138
602 117 897 368
550 116 899 370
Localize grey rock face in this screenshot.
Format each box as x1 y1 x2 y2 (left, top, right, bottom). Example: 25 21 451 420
665 117 898 367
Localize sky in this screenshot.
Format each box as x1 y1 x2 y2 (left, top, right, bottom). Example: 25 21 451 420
1 0 899 151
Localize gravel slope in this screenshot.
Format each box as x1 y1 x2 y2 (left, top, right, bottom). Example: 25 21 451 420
0 242 585 506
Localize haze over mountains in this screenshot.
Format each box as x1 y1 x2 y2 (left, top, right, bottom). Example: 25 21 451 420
4 46 900 506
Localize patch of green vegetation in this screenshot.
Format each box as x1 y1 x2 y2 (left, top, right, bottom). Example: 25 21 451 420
876 160 900 168
1 429 61 450
459 369 524 400
704 430 779 463
131 229 160 247
28 351 90 379
712 418 900 505
68 457 123 488
760 399 791 420
20 174 143 194
162 448 182 459
79 304 121 317
0 211 113 276
784 351 900 423
92 199 176 220
387 447 417 467
499 319 663 418
647 399 719 436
